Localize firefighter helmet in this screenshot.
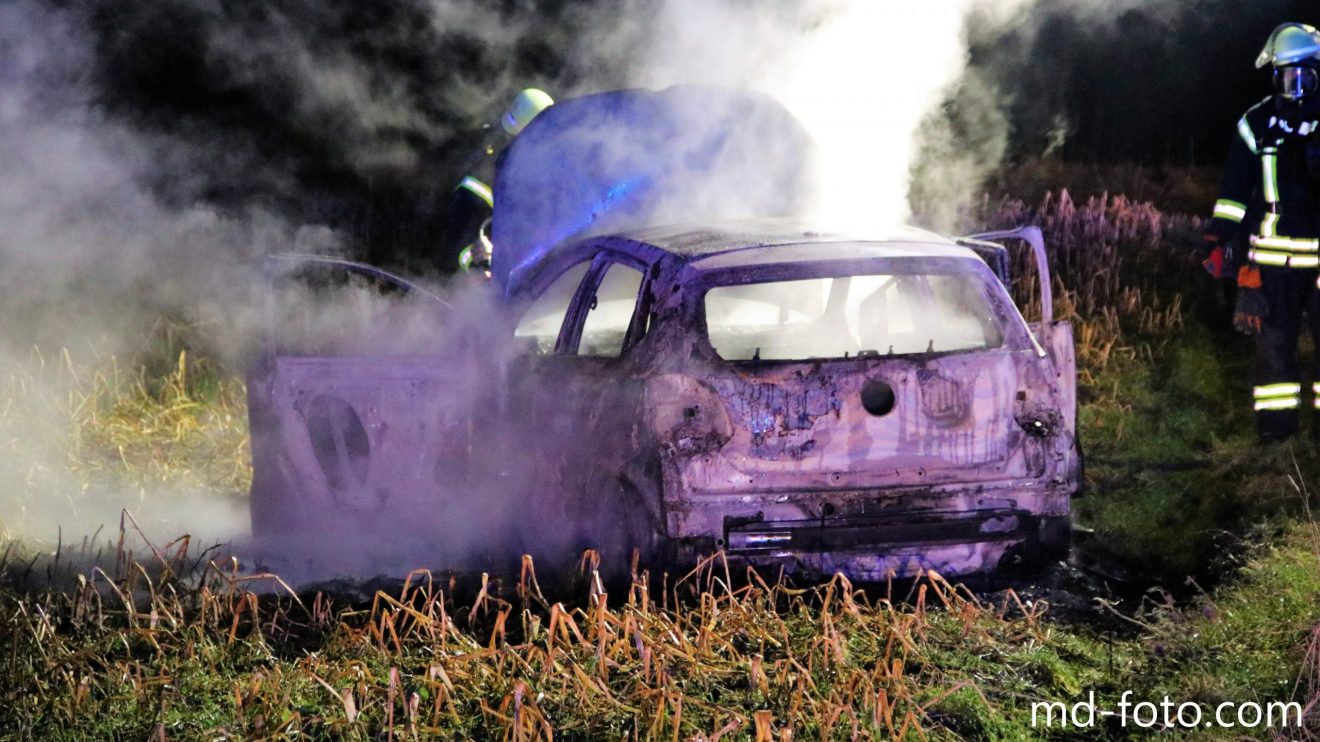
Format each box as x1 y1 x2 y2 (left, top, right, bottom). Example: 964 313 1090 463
1256 23 1320 69
501 88 554 136
1257 24 1320 101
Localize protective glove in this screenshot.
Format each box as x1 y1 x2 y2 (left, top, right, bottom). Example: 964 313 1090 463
1238 264 1262 289
1201 234 1230 279
1233 265 1266 335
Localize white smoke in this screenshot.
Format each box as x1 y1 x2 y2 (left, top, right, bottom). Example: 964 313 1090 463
627 0 1032 230
0 2 340 549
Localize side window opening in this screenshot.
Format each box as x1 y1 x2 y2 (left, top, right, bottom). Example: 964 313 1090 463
577 262 645 357
514 261 592 354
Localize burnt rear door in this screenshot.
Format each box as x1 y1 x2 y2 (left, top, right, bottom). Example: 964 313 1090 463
505 251 656 542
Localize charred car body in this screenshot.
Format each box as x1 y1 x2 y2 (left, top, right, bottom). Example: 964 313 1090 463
496 222 1078 579
246 88 1079 580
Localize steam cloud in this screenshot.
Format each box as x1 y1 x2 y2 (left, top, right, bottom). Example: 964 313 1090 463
0 2 342 550
623 0 1035 231
2 0 1288 579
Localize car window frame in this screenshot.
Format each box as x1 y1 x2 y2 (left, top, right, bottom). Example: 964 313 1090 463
557 250 653 358
687 255 1034 362
510 257 595 356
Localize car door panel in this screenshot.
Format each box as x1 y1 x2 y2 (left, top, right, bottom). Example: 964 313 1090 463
248 256 471 535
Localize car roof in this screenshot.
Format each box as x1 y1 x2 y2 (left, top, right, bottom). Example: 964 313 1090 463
599 218 979 270
504 218 987 301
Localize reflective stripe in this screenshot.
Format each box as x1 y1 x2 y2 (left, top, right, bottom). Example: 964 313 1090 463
1249 248 1291 266
1262 150 1280 203
1313 382 1320 395
1254 383 1302 398
1260 211 1280 237
1213 199 1247 222
1248 232 1320 268
457 176 494 206
1253 382 1301 412
1238 117 1259 154
1250 248 1320 268
1250 235 1320 251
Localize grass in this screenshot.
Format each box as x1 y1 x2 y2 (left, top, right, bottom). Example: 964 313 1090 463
0 341 249 542
4 189 1320 738
2 523 1317 739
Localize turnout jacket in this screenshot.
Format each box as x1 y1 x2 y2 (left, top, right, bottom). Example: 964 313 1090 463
440 142 500 273
1208 95 1320 269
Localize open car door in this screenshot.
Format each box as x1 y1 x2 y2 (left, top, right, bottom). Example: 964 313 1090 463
247 255 476 537
960 226 1080 500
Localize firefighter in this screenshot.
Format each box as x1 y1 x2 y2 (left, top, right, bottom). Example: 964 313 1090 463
441 88 554 275
1204 23 1320 442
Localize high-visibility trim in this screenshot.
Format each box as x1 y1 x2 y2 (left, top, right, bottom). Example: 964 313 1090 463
1250 247 1320 268
1262 150 1280 204
1249 249 1288 265
1249 248 1291 266
1213 199 1247 222
1250 235 1320 251
1238 117 1259 154
1313 382 1320 395
457 176 494 206
1254 383 1302 399
1253 381 1301 412
1260 211 1280 237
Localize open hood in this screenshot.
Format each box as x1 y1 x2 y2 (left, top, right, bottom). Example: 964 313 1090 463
491 86 819 292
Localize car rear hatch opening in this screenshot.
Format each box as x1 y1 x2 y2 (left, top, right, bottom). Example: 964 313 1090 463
689 262 1051 483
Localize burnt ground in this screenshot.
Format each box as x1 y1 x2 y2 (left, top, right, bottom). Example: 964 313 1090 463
229 533 1182 644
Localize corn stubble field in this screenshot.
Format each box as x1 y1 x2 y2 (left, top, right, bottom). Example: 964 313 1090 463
5 191 1320 740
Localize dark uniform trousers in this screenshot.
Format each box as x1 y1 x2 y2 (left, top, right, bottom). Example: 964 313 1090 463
1255 265 1320 439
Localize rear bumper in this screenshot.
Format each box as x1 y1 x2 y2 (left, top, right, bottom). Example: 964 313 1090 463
714 509 1065 580
663 479 1073 578
726 508 1033 552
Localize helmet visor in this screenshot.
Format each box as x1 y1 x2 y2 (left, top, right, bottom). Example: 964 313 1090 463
1276 65 1319 100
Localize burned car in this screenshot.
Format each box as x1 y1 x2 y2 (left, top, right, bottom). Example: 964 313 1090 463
246 88 1077 580
248 221 1078 580
496 221 1077 579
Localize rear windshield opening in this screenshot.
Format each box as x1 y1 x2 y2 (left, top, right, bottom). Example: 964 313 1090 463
704 273 1004 361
